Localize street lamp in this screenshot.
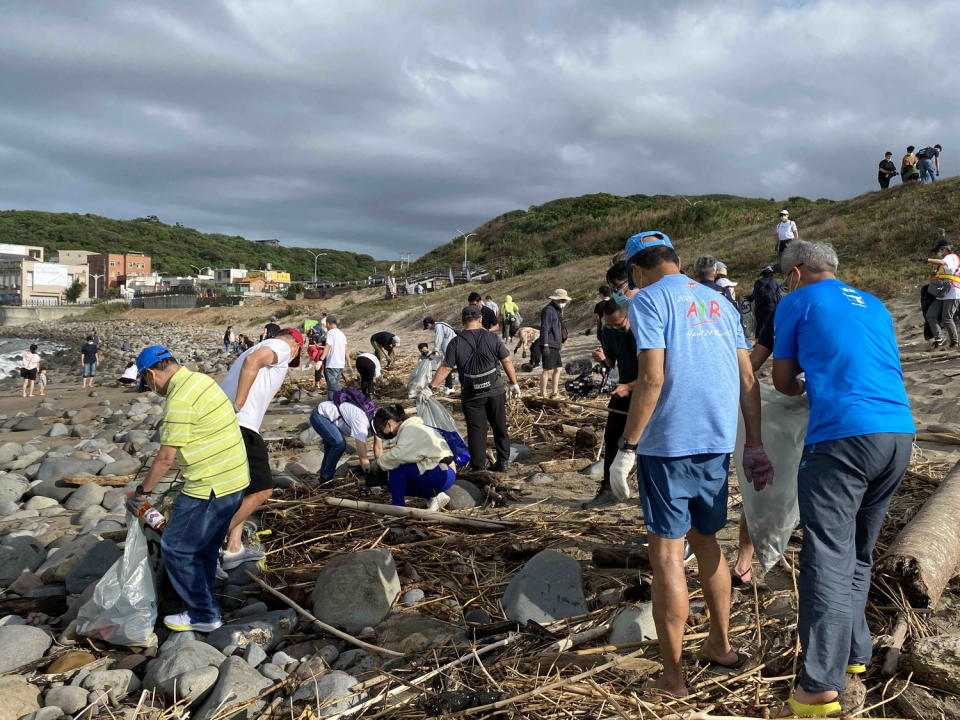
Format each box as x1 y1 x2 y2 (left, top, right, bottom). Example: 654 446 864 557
457 229 476 272
90 274 104 300
306 251 328 284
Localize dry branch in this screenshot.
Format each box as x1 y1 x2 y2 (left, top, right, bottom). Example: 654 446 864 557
322 496 516 531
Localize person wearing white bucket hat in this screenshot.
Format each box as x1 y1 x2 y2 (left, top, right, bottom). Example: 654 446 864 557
538 289 571 397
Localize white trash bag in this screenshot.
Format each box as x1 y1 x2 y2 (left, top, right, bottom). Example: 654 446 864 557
407 353 442 398
76 515 159 647
734 383 808 572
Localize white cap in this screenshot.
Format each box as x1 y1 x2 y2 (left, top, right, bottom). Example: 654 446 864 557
779 209 789 215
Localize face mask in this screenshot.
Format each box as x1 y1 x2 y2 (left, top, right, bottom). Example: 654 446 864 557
612 289 630 308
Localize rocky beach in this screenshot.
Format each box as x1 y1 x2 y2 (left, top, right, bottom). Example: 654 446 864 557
0 304 957 719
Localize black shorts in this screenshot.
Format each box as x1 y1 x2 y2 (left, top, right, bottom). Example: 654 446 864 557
21 368 37 381
241 426 274 495
541 346 562 370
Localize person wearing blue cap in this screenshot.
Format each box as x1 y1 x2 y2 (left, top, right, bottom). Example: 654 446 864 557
126 346 249 633
608 231 774 698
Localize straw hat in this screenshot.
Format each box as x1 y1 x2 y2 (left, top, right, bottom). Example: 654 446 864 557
549 288 572 302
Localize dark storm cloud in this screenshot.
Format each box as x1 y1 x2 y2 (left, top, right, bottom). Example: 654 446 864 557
0 1 957 258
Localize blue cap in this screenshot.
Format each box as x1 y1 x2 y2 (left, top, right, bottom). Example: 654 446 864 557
624 231 673 289
624 231 673 262
135 346 175 391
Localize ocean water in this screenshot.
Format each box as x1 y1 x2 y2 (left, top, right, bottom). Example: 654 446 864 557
0 338 65 378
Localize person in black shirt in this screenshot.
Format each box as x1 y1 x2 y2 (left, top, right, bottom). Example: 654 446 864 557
582 299 639 509
878 151 897 189
468 292 499 332
369 331 400 368
260 316 281 341
427 305 519 472
80 335 99 388
745 266 781 341
593 285 611 344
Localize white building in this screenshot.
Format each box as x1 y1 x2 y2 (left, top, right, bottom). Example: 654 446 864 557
0 259 89 305
214 267 248 283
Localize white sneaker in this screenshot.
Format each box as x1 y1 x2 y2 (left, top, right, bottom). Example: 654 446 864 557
426 492 451 512
221 546 266 570
164 612 222 633
442 387 455 396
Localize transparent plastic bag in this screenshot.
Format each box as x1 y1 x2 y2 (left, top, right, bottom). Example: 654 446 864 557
407 354 442 398
417 395 457 432
734 383 808 572
76 515 159 647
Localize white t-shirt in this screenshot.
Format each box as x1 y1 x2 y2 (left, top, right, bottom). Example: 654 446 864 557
777 220 798 242
220 338 292 432
325 328 347 369
315 400 369 442
357 353 382 377
121 364 138 381
941 253 960 300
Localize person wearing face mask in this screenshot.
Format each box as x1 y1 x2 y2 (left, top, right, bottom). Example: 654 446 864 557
126 346 249 633
772 240 914 718
607 231 773 698
367 404 458 510
538 289 571 398
582 296 638 509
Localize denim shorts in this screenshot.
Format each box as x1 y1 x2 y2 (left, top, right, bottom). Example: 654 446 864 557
83 362 97 377
637 452 729 539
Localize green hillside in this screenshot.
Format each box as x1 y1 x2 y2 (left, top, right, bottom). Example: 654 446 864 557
0 211 376 281
414 180 956 299
414 192 834 274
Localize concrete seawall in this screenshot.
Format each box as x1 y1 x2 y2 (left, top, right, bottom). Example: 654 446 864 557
0 305 92 327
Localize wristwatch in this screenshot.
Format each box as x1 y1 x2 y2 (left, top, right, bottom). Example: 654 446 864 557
135 484 146 496
617 437 638 452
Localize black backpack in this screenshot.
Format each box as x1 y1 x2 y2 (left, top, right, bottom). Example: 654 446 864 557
917 147 936 159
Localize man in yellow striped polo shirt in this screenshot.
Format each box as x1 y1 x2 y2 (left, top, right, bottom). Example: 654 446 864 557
126 346 249 633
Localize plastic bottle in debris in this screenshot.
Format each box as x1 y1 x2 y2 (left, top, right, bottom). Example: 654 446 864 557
134 500 168 531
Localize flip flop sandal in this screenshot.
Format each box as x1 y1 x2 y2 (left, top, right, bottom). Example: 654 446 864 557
784 696 843 717
731 568 753 587
639 678 686 700
696 650 750 671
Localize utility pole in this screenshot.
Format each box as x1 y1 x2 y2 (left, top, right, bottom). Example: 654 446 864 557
90 274 104 299
306 251 328 284
457 229 476 272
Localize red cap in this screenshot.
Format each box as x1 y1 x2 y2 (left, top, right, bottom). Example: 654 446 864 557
284 328 304 367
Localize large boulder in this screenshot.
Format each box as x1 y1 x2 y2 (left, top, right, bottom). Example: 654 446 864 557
310 549 401 634
286 450 325 478
608 602 657 645
0 535 46 586
35 457 105 485
204 610 298 652
445 479 483 510
501 550 588 624
13 417 43 432
63 482 107 511
289 671 363 715
193 657 272 720
143 641 225 703
0 625 52 672
0 675 40 720
64 540 122 594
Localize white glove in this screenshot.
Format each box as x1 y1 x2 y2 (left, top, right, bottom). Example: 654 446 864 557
508 383 521 398
418 387 433 400
609 450 636 501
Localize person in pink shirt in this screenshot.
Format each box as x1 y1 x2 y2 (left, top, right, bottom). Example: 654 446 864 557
20 344 41 397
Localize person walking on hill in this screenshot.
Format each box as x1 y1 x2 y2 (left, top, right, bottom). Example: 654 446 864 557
901 146 920 183
219 328 303 570
501 295 521 341
127 346 249 633
772 240 914 717
775 210 799 257
322 316 350 400
422 316 457 393
746 266 781 341
21 344 41 398
917 144 942 183
923 238 960 348
428 305 520 472
878 151 898 189
608 231 772 698
538 289 571 398
80 335 99 388
369 331 399 369
469 292 499 332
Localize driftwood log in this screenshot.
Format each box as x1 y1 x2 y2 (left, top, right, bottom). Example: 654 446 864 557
591 543 650 570
322 497 516 531
877 459 960 607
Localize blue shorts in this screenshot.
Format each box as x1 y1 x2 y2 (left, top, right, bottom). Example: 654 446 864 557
83 362 97 377
637 453 729 539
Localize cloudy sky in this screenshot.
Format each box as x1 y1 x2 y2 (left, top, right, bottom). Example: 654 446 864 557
0 0 956 258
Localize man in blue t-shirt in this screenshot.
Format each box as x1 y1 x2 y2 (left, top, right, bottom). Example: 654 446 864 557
772 240 914 718
608 231 774 698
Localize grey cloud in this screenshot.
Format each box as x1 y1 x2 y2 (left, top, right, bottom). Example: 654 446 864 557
0 0 958 258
